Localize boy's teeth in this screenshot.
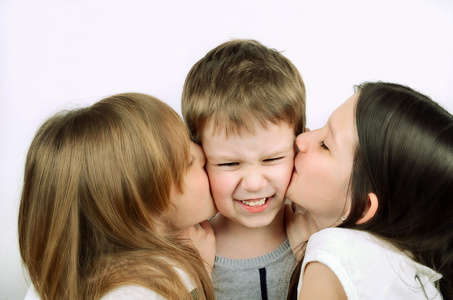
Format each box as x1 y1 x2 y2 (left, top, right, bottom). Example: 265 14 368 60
241 198 267 207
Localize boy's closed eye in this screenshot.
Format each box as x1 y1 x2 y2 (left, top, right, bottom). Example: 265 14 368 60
217 162 239 167
263 157 285 163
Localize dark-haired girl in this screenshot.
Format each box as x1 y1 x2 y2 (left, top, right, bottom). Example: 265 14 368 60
285 82 452 299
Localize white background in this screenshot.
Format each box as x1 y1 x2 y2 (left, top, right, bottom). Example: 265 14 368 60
1 0 452 298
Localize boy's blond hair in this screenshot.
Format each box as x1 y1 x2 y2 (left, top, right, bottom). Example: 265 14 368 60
182 39 306 144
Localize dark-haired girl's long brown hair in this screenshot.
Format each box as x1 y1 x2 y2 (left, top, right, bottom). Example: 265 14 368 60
287 82 453 299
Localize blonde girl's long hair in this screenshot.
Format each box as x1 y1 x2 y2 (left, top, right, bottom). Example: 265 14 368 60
18 93 215 299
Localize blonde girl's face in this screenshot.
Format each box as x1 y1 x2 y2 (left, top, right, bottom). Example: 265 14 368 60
168 142 217 232
286 93 358 229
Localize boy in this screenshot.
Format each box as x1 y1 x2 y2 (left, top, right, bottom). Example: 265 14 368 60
182 39 306 299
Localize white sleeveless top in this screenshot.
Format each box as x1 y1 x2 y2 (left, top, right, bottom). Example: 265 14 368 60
25 268 195 300
298 228 443 299
101 268 196 299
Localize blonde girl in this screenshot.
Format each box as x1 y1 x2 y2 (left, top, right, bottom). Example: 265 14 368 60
19 93 217 299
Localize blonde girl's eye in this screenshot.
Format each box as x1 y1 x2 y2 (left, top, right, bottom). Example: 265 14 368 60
189 155 195 167
320 141 329 150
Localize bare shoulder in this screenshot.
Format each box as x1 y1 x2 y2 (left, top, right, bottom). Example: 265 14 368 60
299 262 347 300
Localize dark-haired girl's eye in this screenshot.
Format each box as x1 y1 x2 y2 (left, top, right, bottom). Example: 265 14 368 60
320 141 329 150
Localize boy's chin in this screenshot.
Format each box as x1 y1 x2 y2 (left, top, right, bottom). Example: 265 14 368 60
236 212 284 229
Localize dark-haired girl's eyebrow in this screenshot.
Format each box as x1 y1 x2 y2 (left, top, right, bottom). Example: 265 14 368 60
328 120 338 148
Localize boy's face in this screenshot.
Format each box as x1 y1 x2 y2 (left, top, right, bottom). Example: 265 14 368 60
201 122 295 229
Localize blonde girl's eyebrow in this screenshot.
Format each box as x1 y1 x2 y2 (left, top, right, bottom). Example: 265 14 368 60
189 155 195 166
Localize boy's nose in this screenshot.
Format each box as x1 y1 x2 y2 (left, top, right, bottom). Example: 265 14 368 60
241 168 266 192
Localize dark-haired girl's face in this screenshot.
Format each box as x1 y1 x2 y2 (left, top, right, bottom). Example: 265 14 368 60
286 93 358 229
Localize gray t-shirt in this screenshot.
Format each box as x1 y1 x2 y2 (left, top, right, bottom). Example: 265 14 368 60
212 239 296 300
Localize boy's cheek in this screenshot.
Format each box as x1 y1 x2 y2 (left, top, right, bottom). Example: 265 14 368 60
208 178 234 211
206 170 233 195
212 195 228 209
205 165 219 185
279 158 295 177
206 167 222 182
275 161 296 189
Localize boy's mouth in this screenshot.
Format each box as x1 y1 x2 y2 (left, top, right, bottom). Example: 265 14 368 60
240 197 268 207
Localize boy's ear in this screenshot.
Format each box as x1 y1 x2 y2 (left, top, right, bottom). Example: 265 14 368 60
356 193 379 225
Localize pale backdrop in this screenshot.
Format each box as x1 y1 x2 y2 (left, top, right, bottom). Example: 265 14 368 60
1 0 452 298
